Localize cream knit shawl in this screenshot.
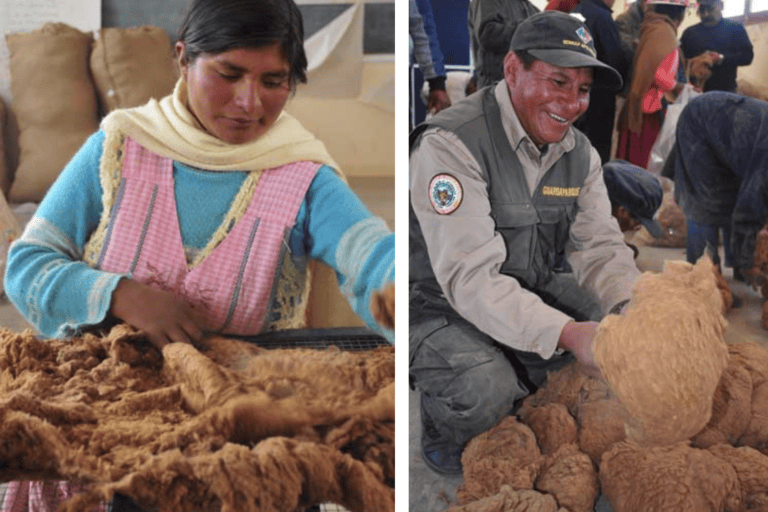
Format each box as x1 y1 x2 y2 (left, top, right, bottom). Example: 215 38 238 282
100 77 343 177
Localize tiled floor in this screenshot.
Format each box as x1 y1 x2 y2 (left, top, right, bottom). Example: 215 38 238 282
408 243 768 512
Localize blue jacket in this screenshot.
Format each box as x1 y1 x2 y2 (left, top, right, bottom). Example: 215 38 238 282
571 0 628 163
409 0 446 90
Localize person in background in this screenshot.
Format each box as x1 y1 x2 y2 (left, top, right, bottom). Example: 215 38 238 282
410 0 451 119
409 11 639 475
545 0 579 12
3 0 395 508
662 92 768 285
602 159 664 240
468 0 540 89
614 0 648 96
680 0 753 93
571 0 630 163
615 0 687 169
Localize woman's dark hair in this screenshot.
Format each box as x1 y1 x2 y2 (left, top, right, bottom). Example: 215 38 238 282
652 3 687 21
178 0 308 86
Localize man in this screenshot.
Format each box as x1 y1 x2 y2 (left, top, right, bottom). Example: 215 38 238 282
680 0 753 93
615 0 647 83
602 159 663 237
410 0 451 119
468 0 540 89
571 0 630 163
662 92 768 285
409 11 640 475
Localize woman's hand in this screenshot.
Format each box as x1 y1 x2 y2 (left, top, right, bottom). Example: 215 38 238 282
110 279 206 349
370 282 395 330
557 321 602 379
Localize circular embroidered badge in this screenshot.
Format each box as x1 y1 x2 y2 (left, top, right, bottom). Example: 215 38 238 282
429 174 463 215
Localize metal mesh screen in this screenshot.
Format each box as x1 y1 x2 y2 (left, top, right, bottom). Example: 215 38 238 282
235 326 389 351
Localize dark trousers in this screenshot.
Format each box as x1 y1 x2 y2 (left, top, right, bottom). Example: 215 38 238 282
409 273 603 448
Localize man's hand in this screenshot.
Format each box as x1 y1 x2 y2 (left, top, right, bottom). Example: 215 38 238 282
557 321 602 379
110 279 206 350
427 89 451 115
370 282 395 330
708 51 724 65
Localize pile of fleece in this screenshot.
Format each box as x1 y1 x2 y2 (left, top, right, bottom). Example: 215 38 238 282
0 325 394 512
447 256 768 512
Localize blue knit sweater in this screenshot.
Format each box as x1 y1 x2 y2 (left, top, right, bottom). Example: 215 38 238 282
5 130 394 342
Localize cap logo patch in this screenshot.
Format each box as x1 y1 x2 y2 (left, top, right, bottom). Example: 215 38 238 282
576 27 592 45
429 174 463 215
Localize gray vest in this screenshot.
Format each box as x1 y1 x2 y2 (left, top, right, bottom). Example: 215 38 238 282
410 87 591 305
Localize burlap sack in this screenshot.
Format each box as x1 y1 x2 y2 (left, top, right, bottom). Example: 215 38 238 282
0 96 8 196
6 23 99 203
90 26 179 114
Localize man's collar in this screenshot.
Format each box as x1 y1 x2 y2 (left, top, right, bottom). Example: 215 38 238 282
701 17 723 27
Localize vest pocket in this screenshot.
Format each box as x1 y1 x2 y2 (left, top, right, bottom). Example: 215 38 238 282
491 203 538 273
538 205 574 250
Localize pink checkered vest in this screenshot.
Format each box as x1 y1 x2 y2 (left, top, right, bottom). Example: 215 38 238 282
94 137 319 335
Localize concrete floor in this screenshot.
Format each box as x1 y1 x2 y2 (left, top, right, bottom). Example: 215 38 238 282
408 243 768 511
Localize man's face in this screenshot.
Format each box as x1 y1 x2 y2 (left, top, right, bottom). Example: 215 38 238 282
503 54 592 147
698 1 723 25
613 205 641 232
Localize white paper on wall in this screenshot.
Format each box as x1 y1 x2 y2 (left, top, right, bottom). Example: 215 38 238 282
300 1 363 99
295 0 394 103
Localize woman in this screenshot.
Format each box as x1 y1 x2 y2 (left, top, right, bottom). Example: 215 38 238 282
2 0 394 509
615 0 688 169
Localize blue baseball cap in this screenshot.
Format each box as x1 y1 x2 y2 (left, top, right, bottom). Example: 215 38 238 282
602 160 664 238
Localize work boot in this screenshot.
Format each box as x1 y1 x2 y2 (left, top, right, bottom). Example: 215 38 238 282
420 394 463 475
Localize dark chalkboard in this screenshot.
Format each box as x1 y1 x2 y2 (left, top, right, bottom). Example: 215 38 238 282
102 0 394 54
102 0 189 40
363 3 395 54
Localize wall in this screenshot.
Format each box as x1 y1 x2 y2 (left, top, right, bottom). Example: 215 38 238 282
741 23 768 86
